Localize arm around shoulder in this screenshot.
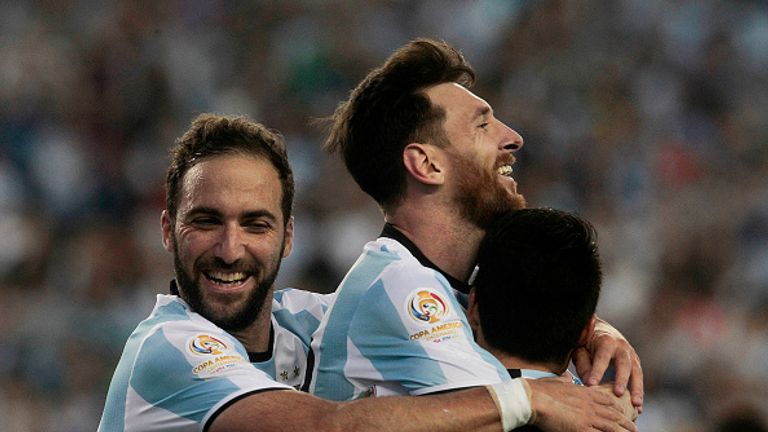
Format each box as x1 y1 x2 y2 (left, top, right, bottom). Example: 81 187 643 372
209 386 509 432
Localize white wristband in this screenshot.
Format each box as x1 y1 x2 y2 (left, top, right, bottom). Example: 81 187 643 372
487 379 533 431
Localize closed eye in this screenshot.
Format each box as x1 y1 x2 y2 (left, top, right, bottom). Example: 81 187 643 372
189 217 220 229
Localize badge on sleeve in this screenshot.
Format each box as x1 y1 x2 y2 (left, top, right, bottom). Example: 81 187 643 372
405 288 463 343
188 334 246 377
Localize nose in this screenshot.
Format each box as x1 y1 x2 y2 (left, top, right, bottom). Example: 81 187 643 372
215 223 246 264
499 120 524 152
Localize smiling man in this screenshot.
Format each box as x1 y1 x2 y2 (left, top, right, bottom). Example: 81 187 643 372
310 38 642 428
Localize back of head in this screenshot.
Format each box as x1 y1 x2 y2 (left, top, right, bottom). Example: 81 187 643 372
323 38 475 211
474 208 602 367
166 113 295 223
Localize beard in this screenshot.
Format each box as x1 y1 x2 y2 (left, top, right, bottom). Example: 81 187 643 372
451 154 527 229
172 237 283 332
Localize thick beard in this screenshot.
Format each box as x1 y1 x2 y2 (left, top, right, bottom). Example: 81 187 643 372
172 238 283 332
452 156 526 229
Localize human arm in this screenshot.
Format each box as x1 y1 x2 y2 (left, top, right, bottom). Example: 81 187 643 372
210 383 638 432
571 316 644 410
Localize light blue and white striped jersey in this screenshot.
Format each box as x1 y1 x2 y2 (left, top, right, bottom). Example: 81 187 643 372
99 288 332 432
310 237 512 400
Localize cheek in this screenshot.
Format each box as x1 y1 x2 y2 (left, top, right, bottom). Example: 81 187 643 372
247 236 286 263
175 230 215 262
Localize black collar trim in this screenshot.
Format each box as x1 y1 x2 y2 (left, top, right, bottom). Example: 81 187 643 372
169 279 274 362
380 223 471 294
169 279 179 295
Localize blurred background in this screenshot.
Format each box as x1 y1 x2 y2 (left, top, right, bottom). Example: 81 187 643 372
1 0 767 430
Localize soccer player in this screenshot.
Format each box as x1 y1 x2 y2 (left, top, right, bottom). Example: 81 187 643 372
468 208 634 431
98 114 637 431
310 37 642 424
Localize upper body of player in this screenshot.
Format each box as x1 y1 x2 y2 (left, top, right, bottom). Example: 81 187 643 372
316 37 643 412
98 113 638 432
468 208 637 431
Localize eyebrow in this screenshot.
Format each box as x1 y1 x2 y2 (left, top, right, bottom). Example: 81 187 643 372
473 105 491 120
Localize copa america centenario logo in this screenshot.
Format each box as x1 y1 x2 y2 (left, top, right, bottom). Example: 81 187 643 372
407 289 449 324
189 334 228 356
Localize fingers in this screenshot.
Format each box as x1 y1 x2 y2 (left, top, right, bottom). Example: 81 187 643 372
628 356 644 411
611 347 631 395
592 414 638 432
592 393 638 432
585 333 614 386
572 346 593 381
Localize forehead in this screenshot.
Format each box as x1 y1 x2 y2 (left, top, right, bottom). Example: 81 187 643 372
423 82 490 122
179 154 284 221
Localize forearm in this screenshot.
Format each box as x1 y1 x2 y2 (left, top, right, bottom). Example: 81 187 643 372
328 388 504 432
210 387 506 432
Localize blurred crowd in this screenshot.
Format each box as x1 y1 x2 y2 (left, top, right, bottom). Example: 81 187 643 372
1 1 767 430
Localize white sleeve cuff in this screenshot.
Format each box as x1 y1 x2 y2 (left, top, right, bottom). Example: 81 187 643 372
486 378 533 431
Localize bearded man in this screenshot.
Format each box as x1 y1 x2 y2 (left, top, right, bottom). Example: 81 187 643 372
310 38 643 429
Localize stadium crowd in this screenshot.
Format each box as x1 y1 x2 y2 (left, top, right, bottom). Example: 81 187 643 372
1 1 767 430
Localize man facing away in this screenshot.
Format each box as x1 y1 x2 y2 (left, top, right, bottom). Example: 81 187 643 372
310 37 642 429
98 114 637 431
468 208 636 431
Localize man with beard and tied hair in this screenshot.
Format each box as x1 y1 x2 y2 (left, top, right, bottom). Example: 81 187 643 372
310 38 642 430
99 113 637 432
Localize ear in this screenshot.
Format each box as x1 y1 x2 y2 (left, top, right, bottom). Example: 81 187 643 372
160 210 174 252
403 143 445 185
577 314 597 347
282 216 294 258
467 287 481 332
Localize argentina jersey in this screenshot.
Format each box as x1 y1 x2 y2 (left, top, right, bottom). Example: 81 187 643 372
310 237 511 401
265 288 334 388
98 294 291 432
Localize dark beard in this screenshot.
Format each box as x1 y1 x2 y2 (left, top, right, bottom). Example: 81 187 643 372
453 156 526 229
172 239 283 332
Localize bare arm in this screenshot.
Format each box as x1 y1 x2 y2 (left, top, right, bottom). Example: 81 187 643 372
210 387 502 432
210 384 638 432
572 316 644 410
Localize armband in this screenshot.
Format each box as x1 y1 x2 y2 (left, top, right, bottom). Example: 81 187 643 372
486 378 533 431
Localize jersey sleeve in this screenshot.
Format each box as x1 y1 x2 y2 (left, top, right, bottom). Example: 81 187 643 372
273 288 334 342
126 319 291 430
347 260 510 395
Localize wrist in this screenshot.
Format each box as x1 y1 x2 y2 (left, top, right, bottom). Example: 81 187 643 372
486 379 533 431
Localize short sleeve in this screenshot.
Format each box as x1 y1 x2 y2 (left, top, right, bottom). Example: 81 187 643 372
127 319 291 430
347 260 509 395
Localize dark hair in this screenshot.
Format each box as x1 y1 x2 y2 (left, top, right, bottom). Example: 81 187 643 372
323 38 475 211
165 113 295 224
474 208 602 366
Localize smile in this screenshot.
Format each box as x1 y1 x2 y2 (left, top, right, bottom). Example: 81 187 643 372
204 271 250 285
496 165 513 177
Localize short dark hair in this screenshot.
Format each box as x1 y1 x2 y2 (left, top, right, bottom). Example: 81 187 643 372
323 38 475 211
474 208 602 366
166 113 295 224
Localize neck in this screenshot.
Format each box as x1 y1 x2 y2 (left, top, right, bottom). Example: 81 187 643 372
497 353 568 376
476 332 569 375
386 204 484 282
227 298 274 353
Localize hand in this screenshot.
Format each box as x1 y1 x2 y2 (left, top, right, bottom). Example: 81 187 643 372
527 379 637 432
572 317 644 411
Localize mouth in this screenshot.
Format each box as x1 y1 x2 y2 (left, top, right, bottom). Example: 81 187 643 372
203 271 252 291
496 164 513 178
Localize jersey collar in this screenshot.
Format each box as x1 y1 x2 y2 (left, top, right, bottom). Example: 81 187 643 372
380 223 471 294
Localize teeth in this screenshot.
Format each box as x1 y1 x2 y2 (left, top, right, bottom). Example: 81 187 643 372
207 272 248 283
496 165 513 177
